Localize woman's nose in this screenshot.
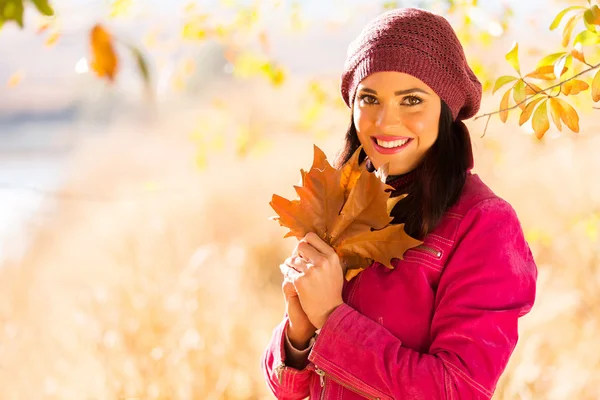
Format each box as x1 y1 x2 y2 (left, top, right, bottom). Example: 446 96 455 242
375 104 402 130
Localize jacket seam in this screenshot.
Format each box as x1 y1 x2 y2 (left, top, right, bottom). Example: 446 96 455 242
441 359 492 397
447 196 503 244
403 256 443 271
427 234 454 246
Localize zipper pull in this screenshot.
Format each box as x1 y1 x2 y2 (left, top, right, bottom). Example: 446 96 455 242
315 367 326 387
275 363 285 384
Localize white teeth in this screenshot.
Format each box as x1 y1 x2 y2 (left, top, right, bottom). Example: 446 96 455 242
376 138 409 148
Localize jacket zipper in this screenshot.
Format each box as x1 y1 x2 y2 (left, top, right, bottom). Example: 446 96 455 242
275 362 285 384
415 244 442 258
314 366 382 400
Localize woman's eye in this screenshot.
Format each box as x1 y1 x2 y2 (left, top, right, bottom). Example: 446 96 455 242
404 96 423 106
359 94 377 104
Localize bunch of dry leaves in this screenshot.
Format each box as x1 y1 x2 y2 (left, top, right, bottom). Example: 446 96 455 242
269 144 422 281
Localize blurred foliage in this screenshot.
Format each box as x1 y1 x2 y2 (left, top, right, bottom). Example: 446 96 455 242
483 1 600 139
0 0 53 28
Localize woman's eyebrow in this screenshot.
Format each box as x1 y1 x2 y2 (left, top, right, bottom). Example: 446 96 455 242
358 87 430 96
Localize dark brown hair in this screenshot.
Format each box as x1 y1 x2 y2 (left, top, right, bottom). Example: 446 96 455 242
332 100 471 239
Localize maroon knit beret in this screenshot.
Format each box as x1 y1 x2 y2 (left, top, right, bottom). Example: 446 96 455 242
340 8 482 121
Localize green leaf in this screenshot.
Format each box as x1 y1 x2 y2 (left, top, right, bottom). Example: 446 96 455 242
130 45 150 86
536 52 567 68
513 80 526 110
574 30 600 45
532 99 549 139
29 0 54 16
492 75 518 94
505 42 520 75
549 6 585 30
1 0 25 28
585 8 595 25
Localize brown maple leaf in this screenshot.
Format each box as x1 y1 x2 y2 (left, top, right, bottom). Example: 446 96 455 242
269 144 422 281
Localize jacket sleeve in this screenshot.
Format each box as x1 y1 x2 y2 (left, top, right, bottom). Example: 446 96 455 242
306 198 538 399
261 314 314 399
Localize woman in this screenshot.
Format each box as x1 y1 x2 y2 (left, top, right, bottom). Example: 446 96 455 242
262 7 537 400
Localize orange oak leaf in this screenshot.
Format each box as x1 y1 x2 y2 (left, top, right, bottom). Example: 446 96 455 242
269 144 422 281
90 24 119 82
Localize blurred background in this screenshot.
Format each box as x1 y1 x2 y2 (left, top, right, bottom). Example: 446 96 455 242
1 0 599 398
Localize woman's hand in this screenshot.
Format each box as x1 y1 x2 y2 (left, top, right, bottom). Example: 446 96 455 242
280 266 317 349
283 232 345 330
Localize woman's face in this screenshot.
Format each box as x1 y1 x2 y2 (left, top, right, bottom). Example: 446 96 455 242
353 71 442 176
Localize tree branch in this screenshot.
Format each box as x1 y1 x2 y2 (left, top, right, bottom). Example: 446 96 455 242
475 61 600 123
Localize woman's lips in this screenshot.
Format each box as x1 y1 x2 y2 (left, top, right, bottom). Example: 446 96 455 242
371 136 413 155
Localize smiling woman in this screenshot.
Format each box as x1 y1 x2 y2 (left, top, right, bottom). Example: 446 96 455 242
262 7 537 400
353 72 441 176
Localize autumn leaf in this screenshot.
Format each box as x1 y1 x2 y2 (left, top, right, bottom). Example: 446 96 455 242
549 98 563 131
561 79 589 96
562 13 583 47
90 24 119 82
492 75 517 95
499 87 511 122
525 65 568 80
269 144 421 281
549 6 585 31
553 98 580 133
536 52 567 68
513 80 526 110
532 99 549 139
505 42 520 75
519 97 545 126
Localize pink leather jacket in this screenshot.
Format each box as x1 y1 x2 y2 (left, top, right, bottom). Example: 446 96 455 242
262 173 537 399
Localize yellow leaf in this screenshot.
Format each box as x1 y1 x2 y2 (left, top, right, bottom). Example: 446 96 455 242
561 79 589 96
505 42 520 74
44 30 60 47
90 24 118 82
499 87 511 123
549 6 585 30
574 30 600 46
592 69 600 102
532 99 549 139
6 69 25 87
110 0 133 18
513 80 526 110
571 47 586 63
549 98 563 131
536 52 567 68
519 96 545 126
562 13 583 47
492 75 517 95
526 65 568 81
554 98 580 132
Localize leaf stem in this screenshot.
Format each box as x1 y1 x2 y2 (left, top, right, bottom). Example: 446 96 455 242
475 61 600 128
